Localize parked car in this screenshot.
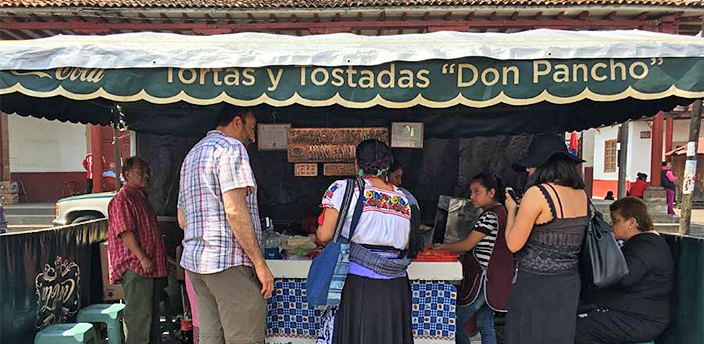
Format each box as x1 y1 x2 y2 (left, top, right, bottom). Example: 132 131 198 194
0 205 7 233
53 192 115 226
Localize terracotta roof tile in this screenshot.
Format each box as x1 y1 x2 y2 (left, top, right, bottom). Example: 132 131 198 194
2 0 703 8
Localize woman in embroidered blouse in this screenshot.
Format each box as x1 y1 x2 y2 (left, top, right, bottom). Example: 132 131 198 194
316 139 416 344
435 173 513 344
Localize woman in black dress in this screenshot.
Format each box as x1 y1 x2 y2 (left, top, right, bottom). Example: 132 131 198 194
504 134 589 344
576 197 674 343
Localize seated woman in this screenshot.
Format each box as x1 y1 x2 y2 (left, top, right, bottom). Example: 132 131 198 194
576 197 675 344
435 173 513 344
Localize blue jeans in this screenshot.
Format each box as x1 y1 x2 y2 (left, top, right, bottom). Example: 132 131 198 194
456 284 496 344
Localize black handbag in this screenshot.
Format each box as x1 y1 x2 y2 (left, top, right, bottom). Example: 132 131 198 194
581 198 630 288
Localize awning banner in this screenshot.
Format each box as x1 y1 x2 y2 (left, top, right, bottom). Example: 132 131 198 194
2 57 702 109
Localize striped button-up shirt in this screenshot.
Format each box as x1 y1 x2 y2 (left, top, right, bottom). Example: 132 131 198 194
178 130 262 274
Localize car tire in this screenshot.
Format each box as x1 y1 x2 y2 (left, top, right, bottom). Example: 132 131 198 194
72 215 102 224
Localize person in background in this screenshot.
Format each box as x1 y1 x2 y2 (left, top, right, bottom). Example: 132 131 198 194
387 160 423 257
435 173 513 344
107 156 168 344
103 162 118 191
178 107 273 344
629 173 648 199
504 134 588 344
662 161 677 215
316 139 418 344
604 191 615 201
576 197 674 343
388 161 419 208
82 153 105 194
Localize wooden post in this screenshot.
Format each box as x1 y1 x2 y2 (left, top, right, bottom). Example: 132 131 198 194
617 122 630 199
679 101 703 235
0 112 10 181
651 111 665 187
666 115 674 154
90 125 103 193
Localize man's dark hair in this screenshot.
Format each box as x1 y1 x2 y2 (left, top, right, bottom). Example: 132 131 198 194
122 156 149 176
215 106 254 128
528 155 586 189
662 161 669 167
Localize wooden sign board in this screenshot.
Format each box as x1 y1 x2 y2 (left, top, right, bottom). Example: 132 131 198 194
324 163 357 176
288 128 389 163
294 163 318 177
258 124 290 151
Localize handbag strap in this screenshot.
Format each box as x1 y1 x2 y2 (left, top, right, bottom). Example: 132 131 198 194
331 178 356 242
346 177 366 241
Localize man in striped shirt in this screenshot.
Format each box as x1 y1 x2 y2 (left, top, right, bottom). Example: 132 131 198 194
177 107 273 344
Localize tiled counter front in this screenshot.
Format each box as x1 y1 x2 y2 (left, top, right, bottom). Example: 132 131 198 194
264 261 462 344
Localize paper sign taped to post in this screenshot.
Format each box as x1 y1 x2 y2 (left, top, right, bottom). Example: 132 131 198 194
683 159 697 195
688 142 697 157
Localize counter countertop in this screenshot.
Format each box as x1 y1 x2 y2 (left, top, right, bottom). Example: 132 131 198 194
266 260 463 281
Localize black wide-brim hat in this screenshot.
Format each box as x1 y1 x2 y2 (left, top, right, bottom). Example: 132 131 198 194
512 134 585 171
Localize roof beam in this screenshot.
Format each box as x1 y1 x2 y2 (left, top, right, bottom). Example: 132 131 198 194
606 11 617 20
534 12 542 20
637 12 649 21
466 12 474 21
138 13 152 23
1 18 659 33
269 14 277 23
247 13 255 23
313 13 321 22
204 14 215 24
509 12 519 21
73 12 87 22
577 11 589 21
444 12 452 21
556 11 565 20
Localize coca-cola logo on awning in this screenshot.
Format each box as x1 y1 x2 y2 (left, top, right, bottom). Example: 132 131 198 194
34 256 81 330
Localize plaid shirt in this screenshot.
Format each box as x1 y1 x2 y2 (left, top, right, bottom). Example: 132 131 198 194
107 185 168 284
178 130 262 274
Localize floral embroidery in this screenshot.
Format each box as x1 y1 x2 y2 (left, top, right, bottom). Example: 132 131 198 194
363 189 411 217
324 182 342 200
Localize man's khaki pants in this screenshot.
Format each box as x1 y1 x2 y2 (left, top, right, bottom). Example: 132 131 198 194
187 266 266 344
122 270 164 344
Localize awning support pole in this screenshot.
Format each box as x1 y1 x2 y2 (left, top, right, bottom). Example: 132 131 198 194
617 122 629 199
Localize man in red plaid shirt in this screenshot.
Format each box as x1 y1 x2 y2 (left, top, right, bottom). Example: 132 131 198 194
107 156 168 344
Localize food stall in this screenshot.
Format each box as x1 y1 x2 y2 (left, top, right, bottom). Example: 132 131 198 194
2 29 704 343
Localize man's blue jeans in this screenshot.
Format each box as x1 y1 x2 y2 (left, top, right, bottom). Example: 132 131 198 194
456 284 496 344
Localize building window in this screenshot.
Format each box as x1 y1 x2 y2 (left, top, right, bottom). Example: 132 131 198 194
604 139 617 173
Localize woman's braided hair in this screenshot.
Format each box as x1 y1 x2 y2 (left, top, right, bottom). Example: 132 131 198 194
356 139 394 179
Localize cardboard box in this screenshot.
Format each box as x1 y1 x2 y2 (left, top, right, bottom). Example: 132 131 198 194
100 241 124 301
0 181 18 194
0 193 18 205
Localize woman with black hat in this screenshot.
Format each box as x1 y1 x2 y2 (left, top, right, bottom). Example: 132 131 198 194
503 134 589 344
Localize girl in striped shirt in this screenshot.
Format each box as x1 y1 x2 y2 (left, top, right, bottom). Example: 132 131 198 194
435 173 513 344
